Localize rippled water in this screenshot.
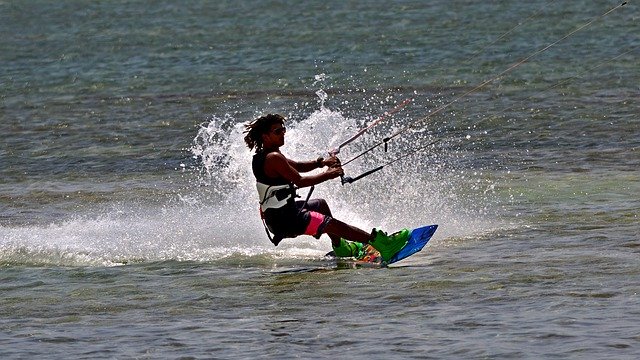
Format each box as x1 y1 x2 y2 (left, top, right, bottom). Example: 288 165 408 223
1 0 639 358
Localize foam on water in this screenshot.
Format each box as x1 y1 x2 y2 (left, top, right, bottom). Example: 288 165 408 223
0 91 507 267
188 91 506 250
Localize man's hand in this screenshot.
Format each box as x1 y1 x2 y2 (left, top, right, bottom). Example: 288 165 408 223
323 155 341 168
324 165 344 179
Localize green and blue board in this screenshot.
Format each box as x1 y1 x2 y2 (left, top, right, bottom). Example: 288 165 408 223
334 224 438 267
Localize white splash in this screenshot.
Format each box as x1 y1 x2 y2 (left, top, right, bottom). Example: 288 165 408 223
0 91 504 266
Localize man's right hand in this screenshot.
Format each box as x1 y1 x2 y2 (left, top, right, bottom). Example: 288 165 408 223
325 165 344 179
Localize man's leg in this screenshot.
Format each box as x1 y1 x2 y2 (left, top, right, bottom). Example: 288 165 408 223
322 218 372 244
324 216 411 262
302 199 344 246
302 199 410 261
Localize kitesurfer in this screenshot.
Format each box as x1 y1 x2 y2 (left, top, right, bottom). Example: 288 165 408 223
243 113 409 261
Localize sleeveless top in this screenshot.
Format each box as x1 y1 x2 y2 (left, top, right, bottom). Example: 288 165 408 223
252 151 296 213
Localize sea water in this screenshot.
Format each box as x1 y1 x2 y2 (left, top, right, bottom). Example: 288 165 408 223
1 0 639 358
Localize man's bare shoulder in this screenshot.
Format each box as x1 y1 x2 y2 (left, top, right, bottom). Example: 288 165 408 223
264 151 287 163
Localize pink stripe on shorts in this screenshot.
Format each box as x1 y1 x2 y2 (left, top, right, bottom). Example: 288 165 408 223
304 211 328 237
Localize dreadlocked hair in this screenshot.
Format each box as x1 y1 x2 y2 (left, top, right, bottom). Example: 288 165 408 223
243 114 285 153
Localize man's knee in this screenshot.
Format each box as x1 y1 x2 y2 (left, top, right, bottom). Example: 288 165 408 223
316 199 331 214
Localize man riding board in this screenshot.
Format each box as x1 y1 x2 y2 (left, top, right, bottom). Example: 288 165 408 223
244 113 409 261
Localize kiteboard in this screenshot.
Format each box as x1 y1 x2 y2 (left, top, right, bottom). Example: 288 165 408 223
329 224 438 268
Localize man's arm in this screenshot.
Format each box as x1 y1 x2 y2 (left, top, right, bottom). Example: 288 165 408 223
288 155 341 173
266 153 342 188
287 158 322 173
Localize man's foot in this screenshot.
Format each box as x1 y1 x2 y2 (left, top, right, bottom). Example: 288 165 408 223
332 238 365 258
369 228 411 262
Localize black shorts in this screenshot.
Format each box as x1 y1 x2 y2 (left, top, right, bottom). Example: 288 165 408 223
264 199 332 245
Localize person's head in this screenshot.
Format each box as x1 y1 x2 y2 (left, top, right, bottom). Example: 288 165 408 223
244 114 286 153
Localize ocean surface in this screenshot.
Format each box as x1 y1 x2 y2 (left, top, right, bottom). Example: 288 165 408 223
1 0 639 358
